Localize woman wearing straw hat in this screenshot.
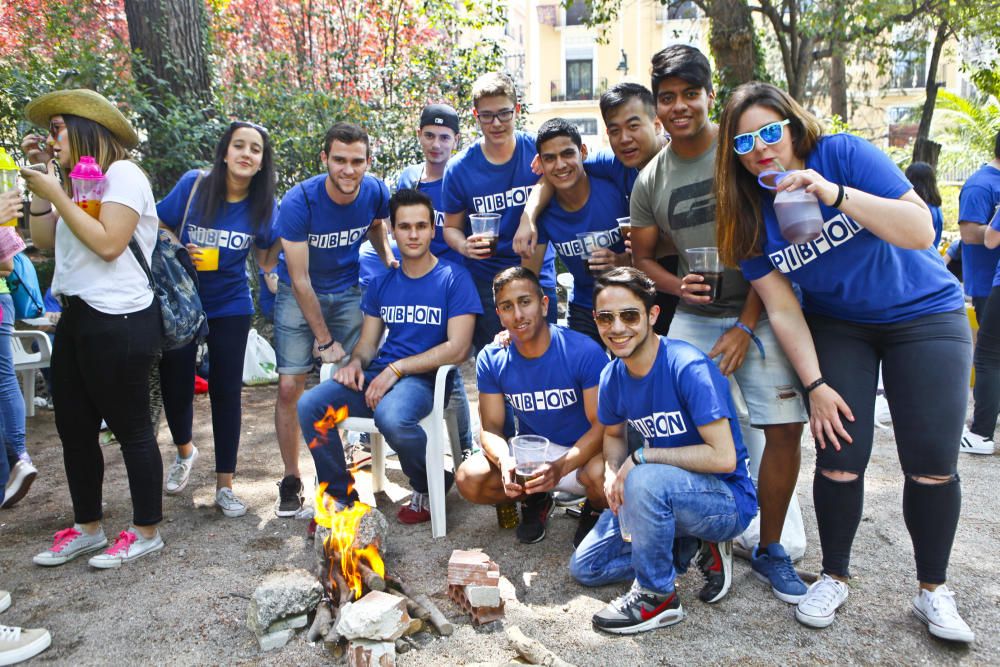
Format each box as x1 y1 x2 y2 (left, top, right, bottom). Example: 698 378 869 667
20 88 166 569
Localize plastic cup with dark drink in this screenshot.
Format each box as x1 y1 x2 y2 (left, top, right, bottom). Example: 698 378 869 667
685 246 724 302
469 213 500 258
616 216 631 242
510 434 550 486
577 231 608 276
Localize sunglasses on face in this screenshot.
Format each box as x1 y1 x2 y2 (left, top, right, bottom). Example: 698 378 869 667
230 120 270 138
733 119 790 155
594 308 642 327
474 108 515 124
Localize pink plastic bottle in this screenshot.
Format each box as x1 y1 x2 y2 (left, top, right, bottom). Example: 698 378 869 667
758 169 824 244
69 156 105 219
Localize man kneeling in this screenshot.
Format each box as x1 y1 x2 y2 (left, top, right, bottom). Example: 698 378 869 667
571 267 757 634
297 189 481 521
456 267 608 545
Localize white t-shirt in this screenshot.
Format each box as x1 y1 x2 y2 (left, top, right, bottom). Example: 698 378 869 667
52 160 157 314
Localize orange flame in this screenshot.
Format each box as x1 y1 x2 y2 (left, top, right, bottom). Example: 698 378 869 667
314 482 386 601
307 404 349 450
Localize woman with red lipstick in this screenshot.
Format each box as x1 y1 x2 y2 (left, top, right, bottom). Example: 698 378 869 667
716 82 973 642
156 121 278 518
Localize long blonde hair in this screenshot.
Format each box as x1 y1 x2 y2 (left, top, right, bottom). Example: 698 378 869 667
62 113 131 194
715 82 824 266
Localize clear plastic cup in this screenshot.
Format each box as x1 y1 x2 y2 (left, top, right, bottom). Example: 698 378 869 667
469 213 500 257
190 227 221 271
510 434 550 486
616 216 631 241
684 246 724 303
617 505 632 543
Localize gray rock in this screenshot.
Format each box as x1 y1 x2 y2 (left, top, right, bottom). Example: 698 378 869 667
257 628 294 651
265 613 308 634
247 568 323 636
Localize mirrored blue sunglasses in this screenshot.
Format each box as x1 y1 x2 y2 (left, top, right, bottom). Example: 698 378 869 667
733 119 790 155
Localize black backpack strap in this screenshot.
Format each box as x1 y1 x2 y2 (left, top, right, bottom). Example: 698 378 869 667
129 238 155 291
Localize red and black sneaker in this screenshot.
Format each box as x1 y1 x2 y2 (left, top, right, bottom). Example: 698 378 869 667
592 582 685 634
695 540 733 603
516 493 554 544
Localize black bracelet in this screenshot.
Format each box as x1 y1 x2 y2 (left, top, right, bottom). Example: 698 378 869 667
630 448 642 466
832 184 845 209
317 339 336 352
30 207 52 216
805 377 827 393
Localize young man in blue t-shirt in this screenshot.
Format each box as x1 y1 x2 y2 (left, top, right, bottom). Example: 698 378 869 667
272 122 396 517
441 72 558 353
297 188 480 523
530 118 629 346
456 267 609 545
571 267 756 635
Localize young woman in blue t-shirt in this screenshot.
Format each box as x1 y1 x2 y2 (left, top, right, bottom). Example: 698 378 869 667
905 161 944 249
715 83 974 642
157 121 277 517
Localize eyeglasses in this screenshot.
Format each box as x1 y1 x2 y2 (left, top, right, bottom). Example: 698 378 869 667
474 108 515 125
733 119 790 155
229 120 270 138
594 308 642 327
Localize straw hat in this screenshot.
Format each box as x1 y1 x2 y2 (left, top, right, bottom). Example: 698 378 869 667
25 89 139 149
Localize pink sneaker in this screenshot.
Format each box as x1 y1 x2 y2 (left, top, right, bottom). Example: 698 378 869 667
33 526 108 567
88 528 163 569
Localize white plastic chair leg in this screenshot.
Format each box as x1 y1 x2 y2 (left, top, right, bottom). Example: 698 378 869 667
21 370 36 418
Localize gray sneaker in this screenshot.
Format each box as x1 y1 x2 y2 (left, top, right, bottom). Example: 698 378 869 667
215 488 247 518
88 528 164 569
0 624 51 665
165 446 199 494
33 526 108 567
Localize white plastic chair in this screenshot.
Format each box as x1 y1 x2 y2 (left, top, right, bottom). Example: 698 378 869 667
319 363 462 538
12 330 52 417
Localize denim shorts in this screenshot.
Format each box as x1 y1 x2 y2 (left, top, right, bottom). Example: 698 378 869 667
274 281 363 375
667 310 807 427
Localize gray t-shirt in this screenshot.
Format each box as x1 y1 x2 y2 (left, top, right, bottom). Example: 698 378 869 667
630 141 750 318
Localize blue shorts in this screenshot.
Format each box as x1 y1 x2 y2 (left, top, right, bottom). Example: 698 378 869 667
667 310 807 427
274 281 363 375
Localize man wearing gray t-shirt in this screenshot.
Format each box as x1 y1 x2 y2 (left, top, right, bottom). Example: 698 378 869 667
630 45 810 605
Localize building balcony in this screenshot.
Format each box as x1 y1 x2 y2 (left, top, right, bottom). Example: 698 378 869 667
550 79 607 103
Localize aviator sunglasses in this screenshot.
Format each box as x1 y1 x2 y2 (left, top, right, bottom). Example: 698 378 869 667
733 119 790 155
594 308 642 327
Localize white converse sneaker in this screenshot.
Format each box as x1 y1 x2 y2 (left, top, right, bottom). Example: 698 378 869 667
165 446 199 494
960 428 995 455
912 585 975 643
795 573 849 628
88 528 164 569
33 526 108 567
1 460 38 509
0 624 51 665
215 487 247 518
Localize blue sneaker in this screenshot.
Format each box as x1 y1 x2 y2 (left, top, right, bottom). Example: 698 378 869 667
752 542 808 603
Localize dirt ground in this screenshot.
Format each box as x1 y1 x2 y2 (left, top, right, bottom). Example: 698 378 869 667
0 365 997 666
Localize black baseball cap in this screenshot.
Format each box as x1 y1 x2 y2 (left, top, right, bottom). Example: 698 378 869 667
419 104 460 134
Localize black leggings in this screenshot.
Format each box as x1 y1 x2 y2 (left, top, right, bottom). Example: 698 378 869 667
971 286 1000 438
160 315 251 474
806 309 971 583
52 297 163 526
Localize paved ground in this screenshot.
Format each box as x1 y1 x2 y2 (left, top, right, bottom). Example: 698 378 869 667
0 370 997 666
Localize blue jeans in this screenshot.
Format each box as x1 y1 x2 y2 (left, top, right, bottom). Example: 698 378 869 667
274 281 363 375
0 294 25 478
298 366 438 501
569 464 749 594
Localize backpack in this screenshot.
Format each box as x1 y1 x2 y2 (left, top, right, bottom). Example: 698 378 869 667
8 253 44 319
128 171 208 350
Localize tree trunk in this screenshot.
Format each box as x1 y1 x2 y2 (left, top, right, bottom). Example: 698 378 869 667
912 19 950 166
706 0 759 101
124 0 212 104
830 52 848 120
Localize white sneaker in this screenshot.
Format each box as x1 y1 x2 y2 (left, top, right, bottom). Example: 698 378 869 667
33 526 108 567
88 528 164 569
1 460 38 509
912 585 975 643
960 428 995 455
164 446 199 494
0 624 51 665
795 573 849 628
215 487 247 518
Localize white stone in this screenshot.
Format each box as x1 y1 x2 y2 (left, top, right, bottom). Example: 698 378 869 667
465 584 501 608
347 639 396 667
257 628 294 652
336 591 410 641
247 568 323 636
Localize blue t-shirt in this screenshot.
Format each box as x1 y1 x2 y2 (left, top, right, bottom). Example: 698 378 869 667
739 134 963 323
396 164 463 265
362 259 481 370
358 239 401 290
959 164 1000 296
930 205 943 250
585 148 640 200
275 173 390 294
598 337 757 525
43 288 60 313
440 131 556 288
477 325 608 448
537 176 628 309
157 169 276 319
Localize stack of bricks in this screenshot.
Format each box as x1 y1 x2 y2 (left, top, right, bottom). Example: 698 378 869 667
446 550 504 625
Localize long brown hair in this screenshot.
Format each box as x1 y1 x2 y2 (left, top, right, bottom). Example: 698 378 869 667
715 82 824 266
62 113 131 194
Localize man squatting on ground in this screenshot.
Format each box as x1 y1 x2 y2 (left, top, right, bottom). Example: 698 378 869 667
571 267 757 635
271 123 396 517
456 267 609 546
298 188 481 520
